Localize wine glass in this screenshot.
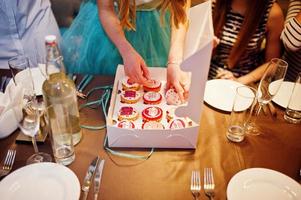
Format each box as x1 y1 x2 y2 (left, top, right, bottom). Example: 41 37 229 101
257 59 288 112
8 55 30 86
8 55 52 164
246 58 288 135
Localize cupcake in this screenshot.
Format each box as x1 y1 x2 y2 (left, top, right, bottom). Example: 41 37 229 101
142 106 163 122
169 118 186 129
118 106 139 121
165 88 182 106
121 77 140 91
142 121 165 130
120 90 141 104
117 120 136 129
143 80 161 92
143 91 162 105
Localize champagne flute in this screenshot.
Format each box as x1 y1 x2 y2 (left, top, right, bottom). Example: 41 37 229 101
8 55 52 164
246 58 288 135
257 58 288 113
19 98 52 164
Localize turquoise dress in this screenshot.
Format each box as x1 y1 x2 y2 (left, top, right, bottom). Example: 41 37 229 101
61 0 171 75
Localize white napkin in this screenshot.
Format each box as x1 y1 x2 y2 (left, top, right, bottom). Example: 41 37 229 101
0 92 7 116
0 82 24 138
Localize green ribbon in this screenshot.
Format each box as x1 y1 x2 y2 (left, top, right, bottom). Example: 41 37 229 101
79 84 154 160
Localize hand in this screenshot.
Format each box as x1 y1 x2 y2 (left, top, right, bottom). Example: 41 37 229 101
215 68 237 81
123 47 150 85
166 63 190 102
213 36 220 48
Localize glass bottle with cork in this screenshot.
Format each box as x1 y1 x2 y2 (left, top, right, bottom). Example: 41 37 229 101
42 35 82 147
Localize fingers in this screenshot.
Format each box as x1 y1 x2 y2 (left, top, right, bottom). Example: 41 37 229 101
135 75 149 85
125 72 147 85
141 61 151 80
173 82 185 102
180 80 190 101
216 72 231 79
215 68 225 79
221 74 234 80
183 83 190 93
213 36 220 48
134 59 150 85
166 80 171 91
125 65 150 85
216 68 234 80
181 72 191 91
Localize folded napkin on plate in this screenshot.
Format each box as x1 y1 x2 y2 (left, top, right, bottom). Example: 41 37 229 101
0 83 24 139
0 93 7 116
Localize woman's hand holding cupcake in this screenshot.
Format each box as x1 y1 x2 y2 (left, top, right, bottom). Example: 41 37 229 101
166 62 190 102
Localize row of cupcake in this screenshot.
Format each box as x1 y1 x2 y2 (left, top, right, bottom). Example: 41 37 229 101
120 77 182 105
115 77 189 130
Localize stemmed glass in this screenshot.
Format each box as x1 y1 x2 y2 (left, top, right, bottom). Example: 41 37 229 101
256 58 288 114
246 58 288 135
8 55 52 164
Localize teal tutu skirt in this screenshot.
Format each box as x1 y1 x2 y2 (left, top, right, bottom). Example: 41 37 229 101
61 0 171 75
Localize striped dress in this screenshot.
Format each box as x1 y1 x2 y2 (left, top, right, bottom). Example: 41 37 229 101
281 0 301 81
209 0 275 79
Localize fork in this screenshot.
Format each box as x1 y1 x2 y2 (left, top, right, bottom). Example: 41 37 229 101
204 168 215 200
0 149 16 177
191 170 201 200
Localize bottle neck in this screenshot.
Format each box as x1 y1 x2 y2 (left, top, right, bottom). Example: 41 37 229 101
45 44 66 76
46 43 60 59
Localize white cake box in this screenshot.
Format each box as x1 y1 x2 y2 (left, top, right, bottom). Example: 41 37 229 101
106 1 213 148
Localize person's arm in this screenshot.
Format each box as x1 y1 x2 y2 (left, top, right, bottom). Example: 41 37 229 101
237 2 284 85
166 0 191 101
296 10 301 22
281 0 301 52
97 0 150 84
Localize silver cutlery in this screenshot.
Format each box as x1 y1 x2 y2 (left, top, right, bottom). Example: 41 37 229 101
191 170 201 200
82 156 100 200
93 159 105 200
0 149 16 177
204 168 215 200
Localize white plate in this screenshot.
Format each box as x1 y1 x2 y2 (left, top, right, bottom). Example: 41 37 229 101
272 81 295 108
204 79 249 112
12 64 59 96
0 162 80 200
227 168 301 200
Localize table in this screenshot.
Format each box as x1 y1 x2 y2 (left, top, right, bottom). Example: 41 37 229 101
0 74 301 200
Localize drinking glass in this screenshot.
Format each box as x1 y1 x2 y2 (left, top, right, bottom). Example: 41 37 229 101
8 55 31 86
257 58 288 113
8 55 52 164
226 86 257 142
246 58 288 135
284 72 301 124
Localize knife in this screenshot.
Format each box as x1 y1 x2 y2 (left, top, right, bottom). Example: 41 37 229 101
93 159 105 200
82 156 100 200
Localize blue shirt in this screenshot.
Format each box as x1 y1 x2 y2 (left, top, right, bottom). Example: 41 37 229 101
0 0 60 69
